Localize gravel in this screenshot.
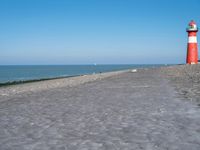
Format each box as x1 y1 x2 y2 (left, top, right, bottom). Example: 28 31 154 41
161 64 200 105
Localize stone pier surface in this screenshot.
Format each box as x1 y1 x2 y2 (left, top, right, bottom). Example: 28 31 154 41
0 66 200 150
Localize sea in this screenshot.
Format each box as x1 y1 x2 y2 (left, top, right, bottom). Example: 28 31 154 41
0 65 165 85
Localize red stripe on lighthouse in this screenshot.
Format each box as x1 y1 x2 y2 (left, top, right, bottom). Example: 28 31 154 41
187 43 198 64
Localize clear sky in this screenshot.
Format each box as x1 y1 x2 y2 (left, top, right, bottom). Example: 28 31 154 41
0 0 200 65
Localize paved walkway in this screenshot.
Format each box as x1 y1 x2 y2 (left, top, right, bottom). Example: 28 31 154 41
0 69 200 150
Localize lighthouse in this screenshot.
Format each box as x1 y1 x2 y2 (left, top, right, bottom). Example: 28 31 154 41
186 20 198 64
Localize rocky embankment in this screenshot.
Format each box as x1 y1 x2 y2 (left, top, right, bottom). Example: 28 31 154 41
161 64 200 105
0 70 127 101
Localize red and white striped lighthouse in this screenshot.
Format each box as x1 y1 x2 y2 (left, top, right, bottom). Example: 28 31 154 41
186 20 198 64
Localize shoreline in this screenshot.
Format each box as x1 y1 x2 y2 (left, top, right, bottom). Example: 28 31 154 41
0 64 168 87
0 69 130 98
1 64 199 104
0 69 132 87
0 75 80 87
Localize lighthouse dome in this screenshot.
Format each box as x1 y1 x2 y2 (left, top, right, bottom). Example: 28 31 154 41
187 20 198 32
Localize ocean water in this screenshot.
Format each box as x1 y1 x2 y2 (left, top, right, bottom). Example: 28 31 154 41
0 65 164 84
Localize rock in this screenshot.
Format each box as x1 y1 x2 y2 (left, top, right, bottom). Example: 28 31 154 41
131 69 137 73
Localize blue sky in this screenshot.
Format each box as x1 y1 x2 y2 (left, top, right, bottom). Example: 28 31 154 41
0 0 200 65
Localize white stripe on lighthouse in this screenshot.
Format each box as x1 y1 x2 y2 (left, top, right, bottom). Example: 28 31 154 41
188 36 197 43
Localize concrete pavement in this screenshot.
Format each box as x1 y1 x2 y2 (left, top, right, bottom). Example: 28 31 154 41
0 68 200 150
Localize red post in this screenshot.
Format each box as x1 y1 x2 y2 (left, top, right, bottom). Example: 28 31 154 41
186 20 198 64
